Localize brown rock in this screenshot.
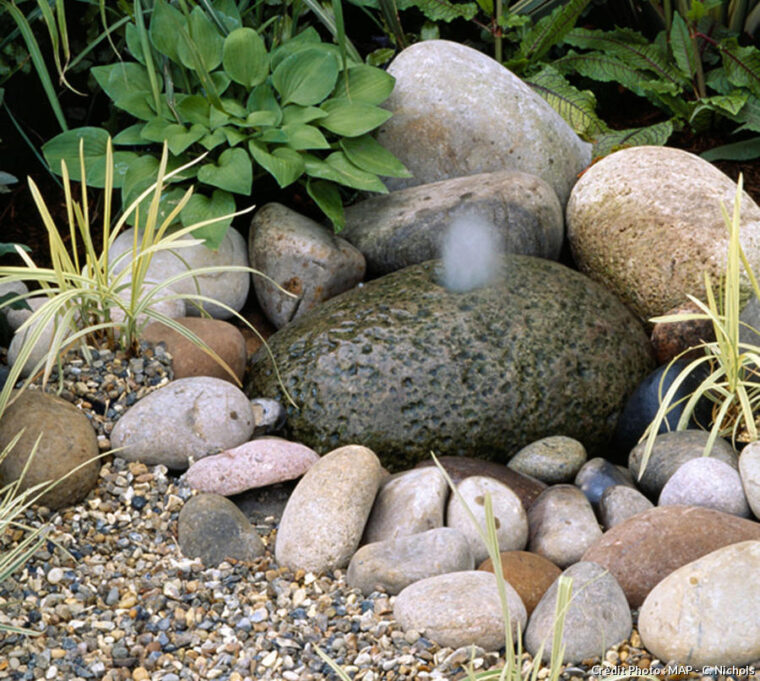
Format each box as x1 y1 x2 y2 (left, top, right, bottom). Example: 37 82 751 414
0 390 100 510
582 505 760 607
415 456 546 511
478 550 561 615
650 300 714 364
141 317 247 384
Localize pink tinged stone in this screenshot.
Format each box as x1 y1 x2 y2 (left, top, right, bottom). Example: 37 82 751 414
185 437 319 495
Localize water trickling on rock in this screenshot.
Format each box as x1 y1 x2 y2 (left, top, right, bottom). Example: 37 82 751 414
439 213 505 292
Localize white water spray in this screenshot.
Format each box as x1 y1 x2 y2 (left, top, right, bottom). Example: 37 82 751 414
439 212 505 292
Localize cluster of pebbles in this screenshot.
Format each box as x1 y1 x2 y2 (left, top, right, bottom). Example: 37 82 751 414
0 347 748 681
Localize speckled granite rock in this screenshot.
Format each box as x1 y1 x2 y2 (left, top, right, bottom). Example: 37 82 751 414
246 257 654 469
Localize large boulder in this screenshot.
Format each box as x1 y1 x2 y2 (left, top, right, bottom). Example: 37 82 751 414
246 257 654 469
567 146 760 322
342 171 564 276
376 40 591 204
0 391 100 510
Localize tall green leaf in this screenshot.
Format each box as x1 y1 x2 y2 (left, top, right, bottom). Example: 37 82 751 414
519 0 593 62
592 119 674 158
669 11 698 81
700 136 760 160
719 39 760 99
307 178 344 231
177 7 225 73
412 0 479 21
272 48 340 106
149 0 185 63
222 27 269 88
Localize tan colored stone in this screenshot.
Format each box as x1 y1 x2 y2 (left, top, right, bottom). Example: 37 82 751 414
649 300 714 364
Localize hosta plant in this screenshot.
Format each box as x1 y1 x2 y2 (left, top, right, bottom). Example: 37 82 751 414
42 0 410 244
639 175 760 475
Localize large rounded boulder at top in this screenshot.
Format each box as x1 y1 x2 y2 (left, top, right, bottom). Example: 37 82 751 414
567 146 760 322
246 256 654 469
375 40 591 205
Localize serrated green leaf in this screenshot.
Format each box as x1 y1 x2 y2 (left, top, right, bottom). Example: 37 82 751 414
282 105 329 124
670 12 698 81
332 64 395 104
223 27 269 88
410 0 478 22
339 135 411 177
249 141 305 187
526 67 607 138
366 48 395 67
325 151 388 192
319 99 393 136
197 148 252 194
733 95 760 133
180 189 235 249
149 0 185 63
307 179 344 232
720 39 760 99
272 48 340 106
282 124 330 150
519 0 593 62
592 120 674 158
177 7 224 73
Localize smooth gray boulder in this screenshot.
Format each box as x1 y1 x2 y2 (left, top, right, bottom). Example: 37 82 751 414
508 436 587 484
342 171 563 276
347 527 473 595
639 541 760 667
274 445 385 573
376 40 591 204
598 485 654 529
110 377 255 469
525 562 632 664
249 203 365 328
568 146 760 321
246 256 654 470
740 442 760 519
393 570 526 651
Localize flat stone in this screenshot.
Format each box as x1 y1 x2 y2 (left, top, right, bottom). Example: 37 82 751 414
177 493 265 567
508 436 587 484
347 527 474 595
0 390 100 510
376 40 591 204
598 485 654 529
639 540 760 667
393 570 526 651
478 550 561 616
582 505 760 607
525 561 631 664
628 430 737 499
184 437 319 495
567 146 760 322
110 377 255 469
574 457 633 506
528 485 602 568
416 456 546 511
659 457 750 517
141 317 247 384
275 445 385 573
739 442 760 519
248 203 365 328
363 467 448 544
446 475 529 564
342 171 563 277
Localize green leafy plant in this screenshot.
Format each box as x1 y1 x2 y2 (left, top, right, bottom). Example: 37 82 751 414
638 174 760 476
42 0 410 242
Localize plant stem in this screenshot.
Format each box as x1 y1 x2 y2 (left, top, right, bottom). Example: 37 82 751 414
495 0 503 62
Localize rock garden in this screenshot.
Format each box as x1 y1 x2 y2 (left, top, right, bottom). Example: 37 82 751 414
2 3 760 681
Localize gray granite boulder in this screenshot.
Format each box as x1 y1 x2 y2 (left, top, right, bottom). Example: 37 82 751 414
639 540 760 667
393 570 526 650
347 527 473 595
376 40 591 204
740 442 760 519
629 430 738 499
567 146 760 321
246 256 654 469
178 493 265 566
598 485 654 529
342 171 563 276
508 436 587 484
275 445 385 573
525 562 632 664
110 377 255 469
249 203 365 328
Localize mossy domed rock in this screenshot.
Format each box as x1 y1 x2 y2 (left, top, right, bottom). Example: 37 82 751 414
246 257 654 469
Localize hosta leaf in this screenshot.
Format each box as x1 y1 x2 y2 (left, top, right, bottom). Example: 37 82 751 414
526 67 607 138
150 0 185 63
197 148 252 194
258 128 289 143
302 153 345 183
180 189 236 249
125 23 144 64
669 12 698 81
113 124 152 146
325 151 388 192
319 99 393 136
519 0 593 62
307 179 344 232
410 0 478 22
221 126 247 146
164 123 208 154
244 111 281 127
177 7 224 73
340 135 411 177
42 128 137 187
282 105 328 124
249 141 305 187
247 84 283 126
592 120 674 159
269 27 324 71
210 72 232 96
122 157 197 226
140 118 175 144
223 27 268 88
332 64 395 104
175 95 211 126
212 0 243 32
272 48 339 106
720 39 760 99
92 62 158 105
221 98 247 118
115 92 155 121
200 129 227 150
282 124 330 150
